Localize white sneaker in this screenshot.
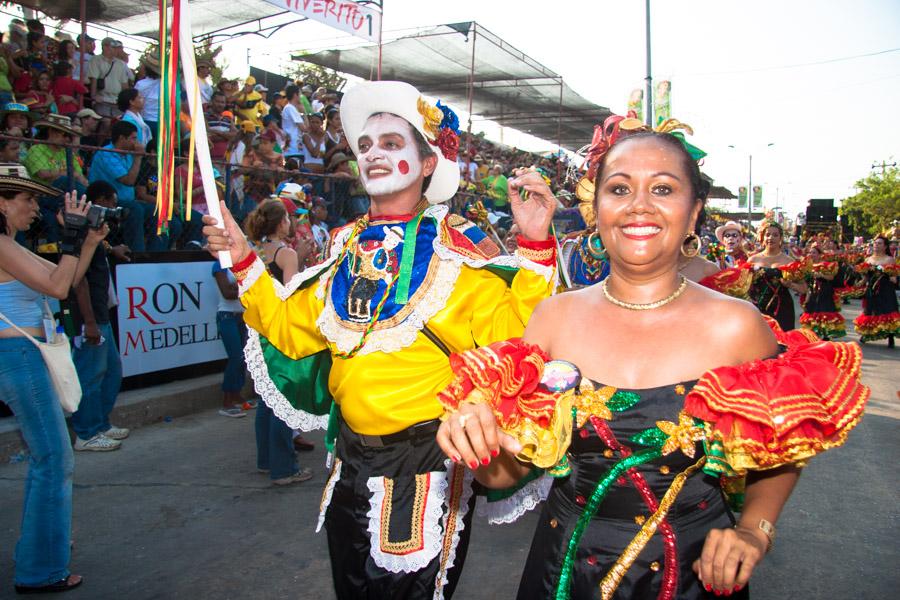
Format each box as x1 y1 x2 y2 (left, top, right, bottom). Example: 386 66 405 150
104 425 130 440
74 433 122 452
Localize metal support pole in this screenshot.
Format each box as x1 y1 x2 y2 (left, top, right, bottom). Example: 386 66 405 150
79 0 87 87
644 0 653 127
557 78 563 181
466 23 477 156
376 1 384 80
748 154 753 229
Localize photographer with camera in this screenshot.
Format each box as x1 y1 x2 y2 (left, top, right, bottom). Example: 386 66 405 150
69 180 130 452
0 163 107 594
88 120 146 252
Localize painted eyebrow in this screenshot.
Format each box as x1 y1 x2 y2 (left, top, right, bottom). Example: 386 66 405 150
602 171 682 181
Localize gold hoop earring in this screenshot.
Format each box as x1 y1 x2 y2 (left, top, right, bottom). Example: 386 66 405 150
586 231 607 260
681 233 701 258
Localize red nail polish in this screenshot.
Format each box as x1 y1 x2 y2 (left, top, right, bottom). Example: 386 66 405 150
724 590 732 597
734 585 743 592
491 449 500 457
452 455 461 463
705 584 712 592
481 457 490 466
468 460 478 469
714 591 722 597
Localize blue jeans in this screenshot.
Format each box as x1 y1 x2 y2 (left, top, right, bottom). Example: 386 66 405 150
255 402 297 480
0 337 73 586
117 198 146 252
216 311 247 392
70 322 122 440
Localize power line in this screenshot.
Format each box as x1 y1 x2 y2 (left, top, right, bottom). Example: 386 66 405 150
679 46 900 78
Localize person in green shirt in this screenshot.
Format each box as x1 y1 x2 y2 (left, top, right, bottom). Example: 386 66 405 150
23 115 88 188
481 164 509 212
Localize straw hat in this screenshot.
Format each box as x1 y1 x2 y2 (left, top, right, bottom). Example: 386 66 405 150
327 151 352 173
0 163 62 197
34 114 81 137
341 80 460 203
715 221 743 242
140 52 161 72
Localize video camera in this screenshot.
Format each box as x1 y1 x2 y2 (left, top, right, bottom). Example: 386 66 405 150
85 205 129 230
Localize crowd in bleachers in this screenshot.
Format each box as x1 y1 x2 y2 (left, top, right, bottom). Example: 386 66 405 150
0 14 584 257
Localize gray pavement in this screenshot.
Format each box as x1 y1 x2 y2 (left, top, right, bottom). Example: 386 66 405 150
0 302 898 599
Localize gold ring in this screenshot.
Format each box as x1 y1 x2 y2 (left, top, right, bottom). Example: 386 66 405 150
457 413 472 428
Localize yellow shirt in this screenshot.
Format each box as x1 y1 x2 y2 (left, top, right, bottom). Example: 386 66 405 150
240 224 554 435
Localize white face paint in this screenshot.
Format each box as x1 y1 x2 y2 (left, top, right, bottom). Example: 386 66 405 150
356 114 423 197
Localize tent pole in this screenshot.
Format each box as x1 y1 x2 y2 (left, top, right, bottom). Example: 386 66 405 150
79 0 87 87
557 77 563 181
466 23 476 155
644 0 653 126
376 0 384 80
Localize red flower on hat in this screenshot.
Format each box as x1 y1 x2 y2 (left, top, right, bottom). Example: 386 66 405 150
433 128 459 161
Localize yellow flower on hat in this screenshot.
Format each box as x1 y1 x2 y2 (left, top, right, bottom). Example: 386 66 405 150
417 96 443 140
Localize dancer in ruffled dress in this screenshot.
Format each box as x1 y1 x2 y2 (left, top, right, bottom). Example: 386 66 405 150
799 244 845 340
853 235 899 347
747 221 807 331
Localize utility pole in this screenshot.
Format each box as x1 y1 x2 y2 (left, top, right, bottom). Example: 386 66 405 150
871 160 897 175
644 0 653 127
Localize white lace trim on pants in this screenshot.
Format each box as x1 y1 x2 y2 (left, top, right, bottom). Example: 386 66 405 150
475 473 552 525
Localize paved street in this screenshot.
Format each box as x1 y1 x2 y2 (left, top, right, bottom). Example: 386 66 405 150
0 302 898 599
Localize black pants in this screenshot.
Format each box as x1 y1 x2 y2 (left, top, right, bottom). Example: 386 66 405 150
324 422 475 600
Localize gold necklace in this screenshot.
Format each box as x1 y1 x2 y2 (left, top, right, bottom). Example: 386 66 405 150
601 276 689 311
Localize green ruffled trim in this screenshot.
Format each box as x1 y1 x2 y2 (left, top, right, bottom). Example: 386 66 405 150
484 466 544 503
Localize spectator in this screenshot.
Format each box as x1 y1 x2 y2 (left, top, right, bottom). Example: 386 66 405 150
58 39 76 74
322 105 348 164
68 179 129 451
211 258 248 417
205 90 235 161
173 137 213 218
324 151 365 223
299 84 314 114
243 198 313 485
25 19 56 64
311 86 326 112
88 119 146 251
23 114 88 191
72 33 94 83
196 58 214 105
73 107 102 168
299 111 325 175
268 90 287 125
233 75 265 127
1 103 36 160
133 53 160 143
262 113 287 152
117 88 151 147
50 60 87 117
280 84 305 163
21 69 55 116
0 165 105 594
242 128 283 204
87 37 131 119
0 138 19 162
309 196 329 260
481 163 509 213
226 121 256 221
5 19 27 54
0 39 19 105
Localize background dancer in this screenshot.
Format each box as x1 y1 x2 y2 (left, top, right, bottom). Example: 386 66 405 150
853 235 899 347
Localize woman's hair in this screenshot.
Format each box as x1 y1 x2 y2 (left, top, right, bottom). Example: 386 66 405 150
873 235 890 248
59 39 75 59
244 198 287 242
593 131 709 207
53 60 72 78
0 189 20 233
26 31 42 51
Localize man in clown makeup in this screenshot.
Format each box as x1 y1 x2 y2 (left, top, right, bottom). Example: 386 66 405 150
202 81 557 599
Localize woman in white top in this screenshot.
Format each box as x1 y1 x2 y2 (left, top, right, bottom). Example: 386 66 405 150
300 112 326 174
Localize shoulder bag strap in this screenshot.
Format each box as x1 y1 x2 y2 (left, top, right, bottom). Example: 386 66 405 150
420 324 451 358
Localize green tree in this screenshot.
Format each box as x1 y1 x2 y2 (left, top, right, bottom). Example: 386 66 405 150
285 59 347 91
840 164 900 237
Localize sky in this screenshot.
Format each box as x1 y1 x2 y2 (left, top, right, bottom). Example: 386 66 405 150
27 0 900 219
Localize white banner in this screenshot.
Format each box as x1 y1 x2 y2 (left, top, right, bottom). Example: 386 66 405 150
265 0 381 42
116 261 226 377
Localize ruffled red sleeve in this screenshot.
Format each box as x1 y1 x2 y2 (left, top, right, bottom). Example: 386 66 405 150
684 318 869 474
699 265 753 298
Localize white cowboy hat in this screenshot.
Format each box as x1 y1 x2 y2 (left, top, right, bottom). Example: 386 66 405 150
341 80 460 204
715 221 743 242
